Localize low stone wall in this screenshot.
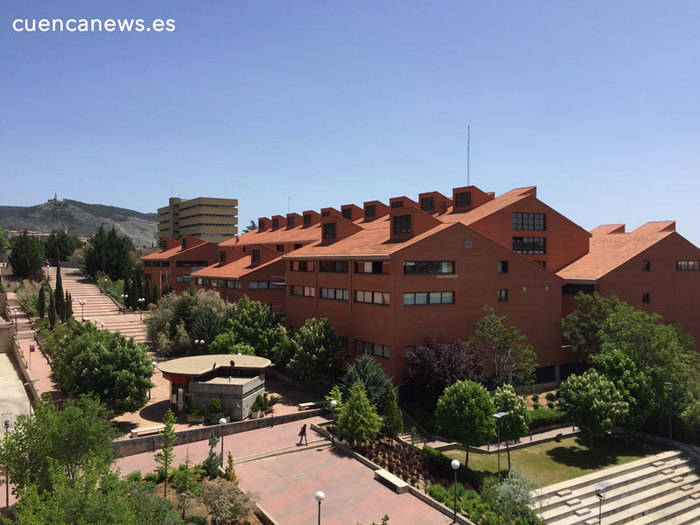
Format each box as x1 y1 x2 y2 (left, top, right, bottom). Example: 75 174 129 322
254 504 280 525
626 429 700 466
7 336 39 405
113 408 324 457
0 321 13 354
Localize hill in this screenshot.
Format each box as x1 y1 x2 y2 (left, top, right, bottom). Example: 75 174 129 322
0 198 157 247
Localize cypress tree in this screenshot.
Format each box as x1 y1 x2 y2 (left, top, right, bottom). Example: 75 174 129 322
38 285 46 319
64 290 73 320
54 262 64 319
48 290 56 330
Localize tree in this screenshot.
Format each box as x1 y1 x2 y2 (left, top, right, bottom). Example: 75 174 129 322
54 262 64 319
172 454 202 520
469 307 536 387
435 381 495 468
561 292 623 358
336 382 383 446
155 409 177 497
405 340 485 403
0 226 9 259
493 384 529 471
64 290 73 320
242 220 257 233
382 388 403 438
559 369 629 447
85 225 133 281
38 284 46 318
341 353 393 411
481 469 537 523
45 230 82 261
9 231 45 279
202 431 222 479
289 318 341 380
201 478 256 524
48 289 56 329
52 323 153 414
325 384 343 416
0 396 115 493
224 452 238 483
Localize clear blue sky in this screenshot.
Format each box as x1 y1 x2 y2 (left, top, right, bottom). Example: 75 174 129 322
2 1 699 244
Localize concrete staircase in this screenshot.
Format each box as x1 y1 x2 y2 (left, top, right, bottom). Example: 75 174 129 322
531 450 700 524
47 267 149 344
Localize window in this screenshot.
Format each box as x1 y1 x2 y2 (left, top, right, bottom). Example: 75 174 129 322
676 260 700 271
355 340 391 359
321 210 331 217
288 216 295 227
642 260 651 271
272 218 279 229
303 214 312 226
393 215 411 234
289 261 314 272
181 238 188 249
276 244 284 252
403 261 454 274
290 285 315 297
319 261 348 273
258 219 265 230
252 249 261 263
497 289 508 302
322 223 336 240
219 251 227 264
320 287 349 301
512 237 546 254
365 205 376 218
403 291 454 306
391 201 403 208
342 208 352 220
249 281 269 289
226 280 241 289
294 243 302 250
196 278 209 286
497 261 509 274
512 212 546 231
642 292 650 304
355 261 390 274
354 290 390 305
455 191 471 207
211 279 223 288
420 196 435 211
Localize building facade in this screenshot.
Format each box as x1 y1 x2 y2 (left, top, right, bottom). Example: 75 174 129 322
158 197 238 243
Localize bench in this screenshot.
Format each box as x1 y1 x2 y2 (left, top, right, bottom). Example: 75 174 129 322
374 468 409 494
130 425 165 438
297 402 322 411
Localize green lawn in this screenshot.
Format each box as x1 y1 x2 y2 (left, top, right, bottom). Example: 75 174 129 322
443 436 662 487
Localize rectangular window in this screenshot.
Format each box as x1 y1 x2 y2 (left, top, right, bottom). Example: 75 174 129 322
676 260 700 271
276 244 284 252
355 340 390 359
258 219 265 230
391 201 403 208
290 285 315 297
321 211 331 217
252 249 261 263
642 292 651 304
219 251 227 264
322 223 336 240
319 261 348 273
642 260 651 271
196 278 209 286
288 216 295 227
512 237 546 254
393 215 411 234
420 196 435 211
404 291 454 305
497 289 508 302
272 218 279 229
354 261 390 274
403 261 454 274
342 208 352 220
303 214 312 226
226 280 241 289
289 261 315 272
512 212 546 231
365 205 376 218
211 279 223 288
249 281 270 289
497 261 509 273
455 191 471 207
320 287 349 301
354 290 390 305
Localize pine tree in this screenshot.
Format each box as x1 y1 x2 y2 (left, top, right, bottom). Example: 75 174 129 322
154 409 177 497
224 452 237 482
54 262 64 319
37 285 46 319
48 290 56 330
336 382 383 447
381 388 403 438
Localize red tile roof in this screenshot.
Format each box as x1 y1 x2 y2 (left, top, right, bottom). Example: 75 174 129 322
191 254 283 279
219 224 321 247
557 221 676 281
142 239 209 260
440 186 535 226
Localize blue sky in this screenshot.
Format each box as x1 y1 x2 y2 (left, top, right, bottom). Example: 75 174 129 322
1 1 699 244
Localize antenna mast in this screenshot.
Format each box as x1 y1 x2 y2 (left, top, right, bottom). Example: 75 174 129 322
467 124 471 186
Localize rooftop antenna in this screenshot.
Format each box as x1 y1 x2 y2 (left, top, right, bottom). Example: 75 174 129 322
467 124 471 186
287 196 291 213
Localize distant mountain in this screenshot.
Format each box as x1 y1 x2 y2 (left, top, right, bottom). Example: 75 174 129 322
0 198 158 247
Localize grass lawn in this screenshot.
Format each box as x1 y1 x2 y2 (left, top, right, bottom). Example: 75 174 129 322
443 436 662 488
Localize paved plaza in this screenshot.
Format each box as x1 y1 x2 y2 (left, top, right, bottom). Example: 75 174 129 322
0 354 30 432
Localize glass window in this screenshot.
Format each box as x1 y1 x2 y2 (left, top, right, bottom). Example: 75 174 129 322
342 208 352 219
512 212 546 231
252 249 261 263
403 261 454 274
322 223 336 240
441 291 454 304
272 218 279 229
403 293 415 305
642 292 650 304
354 261 389 274
455 191 471 207
420 196 435 211
497 289 508 302
512 237 546 254
642 260 651 271
288 216 295 227
258 219 265 230
677 260 700 271
393 215 411 234
365 205 376 218
303 214 311 225
319 261 348 273
415 292 427 305
497 261 509 273
429 292 441 304
391 201 403 208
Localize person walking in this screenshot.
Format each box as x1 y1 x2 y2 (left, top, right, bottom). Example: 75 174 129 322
298 423 308 446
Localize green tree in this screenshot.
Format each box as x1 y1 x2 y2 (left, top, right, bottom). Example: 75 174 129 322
172 454 202 520
562 292 623 358
45 230 82 261
224 452 238 483
155 409 177 497
38 284 46 319
54 262 64 319
48 289 56 329
0 396 115 493
469 307 536 387
64 290 73 320
0 226 9 259
85 225 134 281
209 332 256 355
289 318 341 380
381 388 403 438
341 353 393 412
435 380 496 467
325 384 344 416
481 469 538 523
559 369 629 447
9 230 45 279
336 382 383 446
52 323 153 415
242 220 257 233
202 431 222 479
493 384 529 471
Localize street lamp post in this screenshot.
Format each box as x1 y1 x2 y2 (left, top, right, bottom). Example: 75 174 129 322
120 294 128 312
450 459 460 523
314 490 325 525
493 411 508 477
664 382 673 440
79 300 85 321
28 344 35 370
595 481 610 525
219 417 227 459
149 361 157 399
329 399 337 443
138 298 145 320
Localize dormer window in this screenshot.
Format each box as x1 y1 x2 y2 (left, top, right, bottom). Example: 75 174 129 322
258 219 265 230
455 191 471 207
252 249 260 263
220 251 227 264
393 215 411 234
272 218 279 229
181 238 188 250
303 214 311 226
342 208 352 220
288 216 295 227
323 223 336 240
391 201 403 208
365 205 376 218
420 197 435 211
321 211 331 217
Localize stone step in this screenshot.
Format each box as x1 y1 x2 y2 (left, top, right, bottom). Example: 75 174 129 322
608 482 700 525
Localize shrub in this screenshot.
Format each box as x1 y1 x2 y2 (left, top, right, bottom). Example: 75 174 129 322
545 392 556 402
144 472 159 483
185 514 207 525
428 483 449 504
423 446 484 489
528 407 568 431
126 471 142 483
547 401 555 410
531 393 539 403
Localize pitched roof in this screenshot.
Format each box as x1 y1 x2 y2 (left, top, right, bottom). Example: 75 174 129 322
142 239 210 260
220 224 320 247
440 186 535 226
191 254 283 279
557 221 676 280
